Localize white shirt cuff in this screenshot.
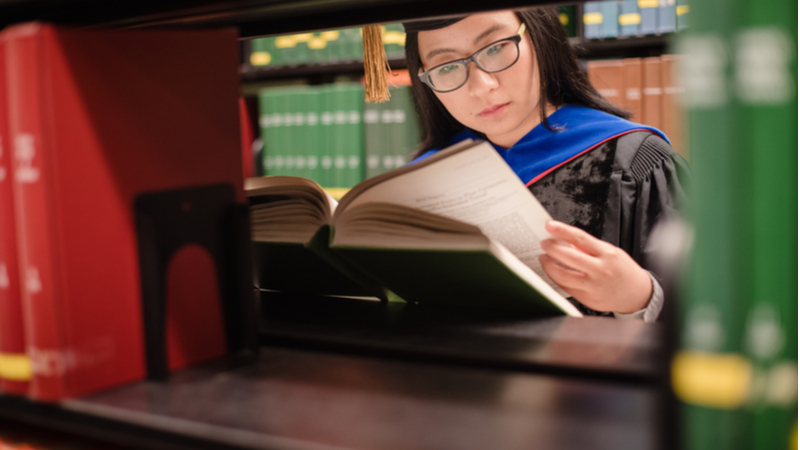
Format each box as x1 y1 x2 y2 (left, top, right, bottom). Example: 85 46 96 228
612 271 664 323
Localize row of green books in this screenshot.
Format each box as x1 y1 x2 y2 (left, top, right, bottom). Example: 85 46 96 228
249 24 406 68
583 0 689 39
258 83 420 189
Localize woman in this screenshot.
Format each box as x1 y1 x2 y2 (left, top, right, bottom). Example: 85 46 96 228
402 8 689 321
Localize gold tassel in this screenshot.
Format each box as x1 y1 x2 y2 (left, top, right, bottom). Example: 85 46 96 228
362 25 391 103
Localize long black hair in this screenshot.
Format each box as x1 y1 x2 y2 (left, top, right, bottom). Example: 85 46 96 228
405 7 631 157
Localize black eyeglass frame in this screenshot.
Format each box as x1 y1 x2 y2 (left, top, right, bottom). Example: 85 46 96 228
417 24 527 93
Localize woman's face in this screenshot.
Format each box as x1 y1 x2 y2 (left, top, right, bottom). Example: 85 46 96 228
418 12 543 148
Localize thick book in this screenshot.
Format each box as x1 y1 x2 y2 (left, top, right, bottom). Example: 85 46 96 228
587 59 624 109
619 0 642 36
248 139 581 317
638 0 659 34
660 54 686 158
4 23 252 401
0 38 31 395
642 57 663 129
622 58 644 123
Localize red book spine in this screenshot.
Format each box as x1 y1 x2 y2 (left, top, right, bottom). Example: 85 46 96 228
0 34 31 395
5 24 65 401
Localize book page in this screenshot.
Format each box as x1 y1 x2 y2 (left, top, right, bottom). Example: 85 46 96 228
340 141 565 292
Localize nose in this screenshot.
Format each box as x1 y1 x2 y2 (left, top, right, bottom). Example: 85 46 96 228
466 62 499 97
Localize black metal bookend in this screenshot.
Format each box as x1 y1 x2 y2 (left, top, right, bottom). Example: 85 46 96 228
135 183 257 381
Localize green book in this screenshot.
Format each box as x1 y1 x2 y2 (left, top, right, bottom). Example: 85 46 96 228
394 86 420 168
340 28 362 62
673 0 750 449
383 23 406 59
294 87 311 179
249 38 276 67
247 139 581 316
734 0 797 448
306 88 323 185
257 88 276 175
274 34 296 67
558 5 578 38
344 83 365 187
363 94 383 179
330 84 348 188
319 85 335 187
282 87 298 177
275 89 291 176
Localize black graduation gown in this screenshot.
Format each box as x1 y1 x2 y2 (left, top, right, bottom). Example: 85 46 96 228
528 131 690 316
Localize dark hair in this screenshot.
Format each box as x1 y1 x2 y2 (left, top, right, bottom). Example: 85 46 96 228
405 7 632 157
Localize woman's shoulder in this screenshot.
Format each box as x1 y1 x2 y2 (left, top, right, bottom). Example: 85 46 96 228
610 131 688 183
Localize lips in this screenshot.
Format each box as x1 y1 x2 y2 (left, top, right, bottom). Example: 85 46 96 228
480 102 509 117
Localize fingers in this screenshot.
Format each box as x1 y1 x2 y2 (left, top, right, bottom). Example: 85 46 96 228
540 238 602 274
539 254 590 292
545 220 607 256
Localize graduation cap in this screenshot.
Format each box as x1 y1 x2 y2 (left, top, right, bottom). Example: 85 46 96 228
361 15 468 102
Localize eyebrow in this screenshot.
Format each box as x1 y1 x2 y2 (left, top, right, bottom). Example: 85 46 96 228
424 23 510 61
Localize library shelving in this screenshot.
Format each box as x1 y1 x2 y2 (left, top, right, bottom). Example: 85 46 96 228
0 1 795 450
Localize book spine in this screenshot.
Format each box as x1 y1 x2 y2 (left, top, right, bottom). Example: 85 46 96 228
657 0 677 34
558 5 578 38
306 88 323 185
0 36 31 395
363 92 381 179
619 0 642 36
319 85 333 187
622 58 643 123
257 89 274 176
641 57 663 130
331 85 347 188
659 55 686 158
673 0 748 448
583 2 603 39
587 60 624 108
5 24 66 401
638 0 659 35
600 1 620 38
735 0 797 448
676 0 689 30
345 84 364 188
379 92 395 174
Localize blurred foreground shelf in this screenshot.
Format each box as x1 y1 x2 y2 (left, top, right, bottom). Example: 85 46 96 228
1 344 658 450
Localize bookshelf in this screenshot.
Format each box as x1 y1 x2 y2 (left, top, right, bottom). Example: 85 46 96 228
0 2 673 448
1 0 794 449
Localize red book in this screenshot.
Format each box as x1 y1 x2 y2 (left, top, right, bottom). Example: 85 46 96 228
0 34 31 395
4 23 245 401
239 97 255 179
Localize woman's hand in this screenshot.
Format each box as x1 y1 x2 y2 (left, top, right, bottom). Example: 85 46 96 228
538 220 653 314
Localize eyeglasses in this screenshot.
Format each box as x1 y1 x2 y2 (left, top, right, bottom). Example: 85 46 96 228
418 23 527 93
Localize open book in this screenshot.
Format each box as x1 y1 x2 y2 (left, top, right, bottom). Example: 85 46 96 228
247 139 582 317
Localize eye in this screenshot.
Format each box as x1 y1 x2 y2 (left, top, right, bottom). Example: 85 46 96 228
486 43 505 56
437 64 460 75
